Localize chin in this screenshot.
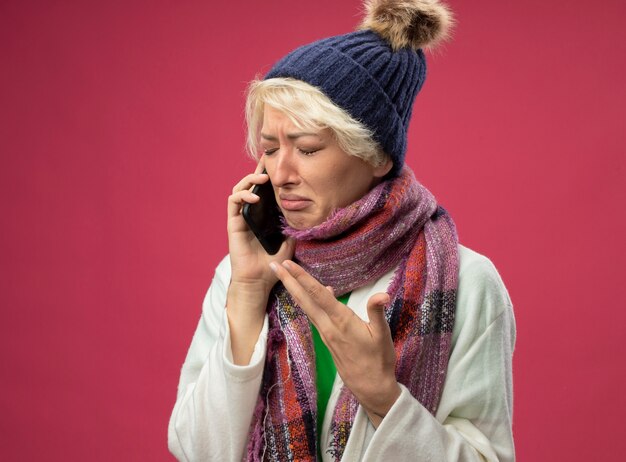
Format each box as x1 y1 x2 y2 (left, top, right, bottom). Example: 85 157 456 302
283 213 323 230
284 217 309 230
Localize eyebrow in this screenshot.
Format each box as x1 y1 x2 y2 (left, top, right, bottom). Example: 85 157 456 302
260 131 321 141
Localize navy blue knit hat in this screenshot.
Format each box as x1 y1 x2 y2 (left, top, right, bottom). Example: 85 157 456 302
265 0 453 176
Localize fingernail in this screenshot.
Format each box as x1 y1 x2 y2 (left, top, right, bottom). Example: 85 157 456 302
269 262 278 273
250 193 259 199
282 260 292 269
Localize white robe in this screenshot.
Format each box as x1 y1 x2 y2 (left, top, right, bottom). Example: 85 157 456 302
168 244 516 461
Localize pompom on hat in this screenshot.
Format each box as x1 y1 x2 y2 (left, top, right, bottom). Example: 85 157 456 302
265 0 453 176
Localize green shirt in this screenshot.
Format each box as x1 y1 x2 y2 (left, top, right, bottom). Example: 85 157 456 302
310 292 350 457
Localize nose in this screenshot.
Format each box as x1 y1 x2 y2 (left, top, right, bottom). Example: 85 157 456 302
268 149 299 188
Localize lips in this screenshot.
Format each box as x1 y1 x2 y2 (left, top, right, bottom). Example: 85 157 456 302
279 194 311 211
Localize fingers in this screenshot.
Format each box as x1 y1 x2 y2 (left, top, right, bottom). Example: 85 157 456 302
227 188 260 220
366 292 391 335
232 172 269 194
254 156 266 174
228 156 270 221
269 260 340 324
227 170 270 220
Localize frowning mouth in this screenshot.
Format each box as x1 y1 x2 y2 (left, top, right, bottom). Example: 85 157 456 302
279 194 311 211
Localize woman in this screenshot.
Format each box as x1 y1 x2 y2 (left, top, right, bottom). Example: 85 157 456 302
169 1 515 461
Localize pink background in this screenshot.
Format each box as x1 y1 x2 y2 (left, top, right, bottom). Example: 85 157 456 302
1 0 624 460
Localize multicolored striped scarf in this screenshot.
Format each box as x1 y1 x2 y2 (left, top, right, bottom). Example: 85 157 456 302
246 168 459 461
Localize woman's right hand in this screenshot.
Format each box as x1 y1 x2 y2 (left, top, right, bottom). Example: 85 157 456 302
225 159 294 364
227 159 294 293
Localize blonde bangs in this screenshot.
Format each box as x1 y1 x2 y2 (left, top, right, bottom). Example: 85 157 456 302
245 78 387 167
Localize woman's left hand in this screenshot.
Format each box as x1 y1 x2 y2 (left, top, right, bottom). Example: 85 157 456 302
270 260 401 427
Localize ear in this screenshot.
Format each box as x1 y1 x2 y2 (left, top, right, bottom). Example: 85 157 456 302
373 157 394 178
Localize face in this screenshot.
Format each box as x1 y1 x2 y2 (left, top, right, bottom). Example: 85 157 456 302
260 106 392 229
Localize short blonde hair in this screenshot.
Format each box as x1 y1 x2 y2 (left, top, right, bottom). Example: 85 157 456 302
245 78 389 167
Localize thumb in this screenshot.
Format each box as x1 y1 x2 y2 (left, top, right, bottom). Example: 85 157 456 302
366 292 390 333
278 237 296 259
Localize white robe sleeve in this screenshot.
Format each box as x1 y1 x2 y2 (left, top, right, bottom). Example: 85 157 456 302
168 256 269 462
340 246 516 461
169 247 516 461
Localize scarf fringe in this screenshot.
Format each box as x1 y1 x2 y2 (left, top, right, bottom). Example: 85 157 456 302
246 168 459 461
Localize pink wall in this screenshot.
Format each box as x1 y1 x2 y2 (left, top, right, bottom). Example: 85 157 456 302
1 1 624 460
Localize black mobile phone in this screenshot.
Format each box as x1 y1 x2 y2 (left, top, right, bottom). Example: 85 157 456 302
242 174 285 255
